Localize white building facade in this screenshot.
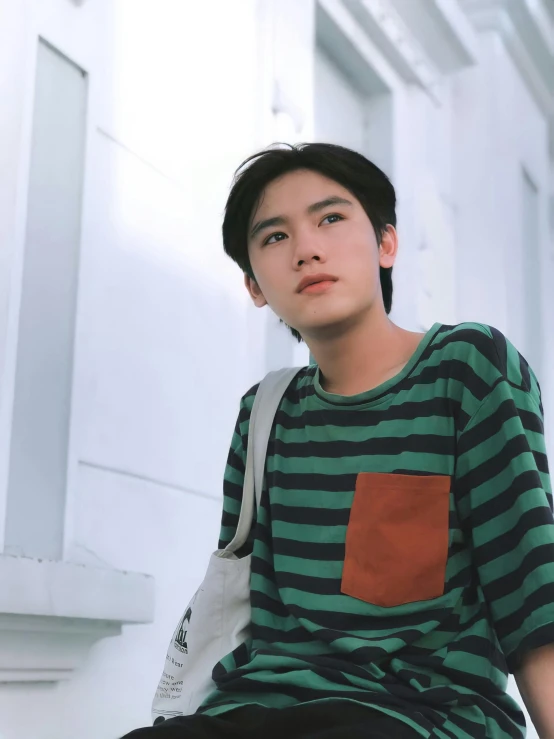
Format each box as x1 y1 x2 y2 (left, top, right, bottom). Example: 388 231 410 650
0 1 553 737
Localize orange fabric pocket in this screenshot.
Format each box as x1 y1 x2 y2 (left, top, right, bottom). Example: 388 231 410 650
341 472 451 608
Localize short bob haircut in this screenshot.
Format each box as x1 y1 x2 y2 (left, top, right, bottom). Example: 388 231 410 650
222 142 396 344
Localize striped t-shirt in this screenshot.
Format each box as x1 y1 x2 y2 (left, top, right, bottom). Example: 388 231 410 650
198 322 554 739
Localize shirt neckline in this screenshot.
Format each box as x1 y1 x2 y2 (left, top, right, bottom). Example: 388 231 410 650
311 322 443 409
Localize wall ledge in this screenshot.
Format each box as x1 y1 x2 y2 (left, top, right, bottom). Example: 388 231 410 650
0 555 155 682
345 0 478 86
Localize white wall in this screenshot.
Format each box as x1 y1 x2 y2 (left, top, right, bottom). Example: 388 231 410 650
0 1 273 737
314 44 368 153
453 30 554 446
0 2 551 738
391 81 459 332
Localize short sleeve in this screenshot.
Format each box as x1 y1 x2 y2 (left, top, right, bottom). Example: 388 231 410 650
217 387 258 554
455 372 554 672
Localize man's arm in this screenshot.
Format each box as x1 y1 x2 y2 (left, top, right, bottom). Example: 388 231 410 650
218 389 257 553
454 336 554 737
515 643 554 739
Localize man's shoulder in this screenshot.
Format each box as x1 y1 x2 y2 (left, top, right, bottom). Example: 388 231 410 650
433 321 500 359
239 366 312 416
436 321 535 394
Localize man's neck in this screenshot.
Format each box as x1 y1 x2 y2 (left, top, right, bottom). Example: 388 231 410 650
309 315 427 397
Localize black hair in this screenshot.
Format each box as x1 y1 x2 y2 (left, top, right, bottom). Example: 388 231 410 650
222 142 396 343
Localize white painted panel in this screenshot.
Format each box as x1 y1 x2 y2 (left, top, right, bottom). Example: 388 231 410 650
4 40 87 560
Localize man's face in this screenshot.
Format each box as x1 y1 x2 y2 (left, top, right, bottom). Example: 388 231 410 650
244 168 396 341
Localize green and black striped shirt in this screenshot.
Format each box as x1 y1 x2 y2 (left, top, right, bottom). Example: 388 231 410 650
198 322 554 738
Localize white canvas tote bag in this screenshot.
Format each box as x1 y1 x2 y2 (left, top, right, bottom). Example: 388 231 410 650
151 366 303 724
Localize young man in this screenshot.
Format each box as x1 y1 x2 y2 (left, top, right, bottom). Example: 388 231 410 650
125 144 554 738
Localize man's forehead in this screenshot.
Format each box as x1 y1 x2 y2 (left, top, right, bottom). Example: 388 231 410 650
254 173 352 214
262 169 345 195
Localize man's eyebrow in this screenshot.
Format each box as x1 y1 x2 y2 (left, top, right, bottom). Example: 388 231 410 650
249 196 353 240
306 196 353 214
249 215 287 240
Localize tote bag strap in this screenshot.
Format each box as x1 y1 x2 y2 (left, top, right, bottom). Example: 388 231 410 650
225 366 304 554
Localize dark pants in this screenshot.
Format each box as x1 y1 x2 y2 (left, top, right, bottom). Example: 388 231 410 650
121 702 423 739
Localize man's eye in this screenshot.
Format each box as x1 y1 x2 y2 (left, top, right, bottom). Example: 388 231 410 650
321 214 344 225
264 232 287 245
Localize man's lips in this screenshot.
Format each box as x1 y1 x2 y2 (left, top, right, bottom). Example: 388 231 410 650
296 274 338 292
299 280 337 294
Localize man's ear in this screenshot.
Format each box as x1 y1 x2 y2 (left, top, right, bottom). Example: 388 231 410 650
244 273 268 308
378 225 398 269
